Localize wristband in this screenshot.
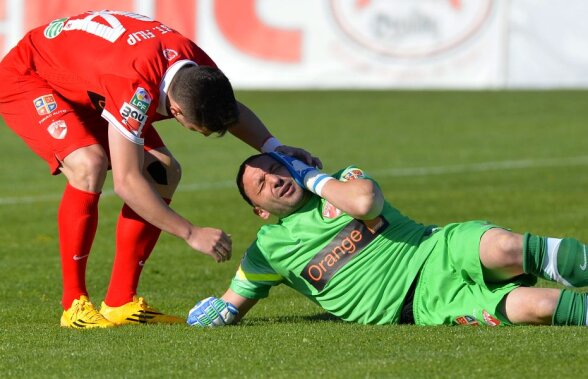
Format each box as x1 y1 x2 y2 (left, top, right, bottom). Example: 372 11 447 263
260 136 282 153
305 172 335 197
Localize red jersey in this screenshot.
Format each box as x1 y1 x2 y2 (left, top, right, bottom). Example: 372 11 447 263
10 10 216 145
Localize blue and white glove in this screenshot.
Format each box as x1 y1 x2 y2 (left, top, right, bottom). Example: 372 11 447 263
269 152 334 197
186 296 238 327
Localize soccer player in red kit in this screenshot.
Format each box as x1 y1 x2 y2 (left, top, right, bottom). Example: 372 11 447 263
0 10 320 328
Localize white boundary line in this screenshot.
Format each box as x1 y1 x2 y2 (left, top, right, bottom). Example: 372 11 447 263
369 155 588 177
2 155 588 205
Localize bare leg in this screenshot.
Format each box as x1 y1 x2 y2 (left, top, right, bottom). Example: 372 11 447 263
480 229 525 282
59 144 108 191
500 287 560 325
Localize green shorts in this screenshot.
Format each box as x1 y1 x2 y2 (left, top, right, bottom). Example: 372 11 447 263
413 221 536 326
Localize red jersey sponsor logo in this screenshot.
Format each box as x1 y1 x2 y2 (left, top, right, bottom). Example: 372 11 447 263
33 95 58 116
47 120 67 139
120 102 147 136
482 310 501 326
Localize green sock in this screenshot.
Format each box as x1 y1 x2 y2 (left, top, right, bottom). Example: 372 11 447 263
523 233 588 287
552 290 587 326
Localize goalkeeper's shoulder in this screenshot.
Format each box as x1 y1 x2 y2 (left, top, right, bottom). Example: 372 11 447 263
335 165 373 182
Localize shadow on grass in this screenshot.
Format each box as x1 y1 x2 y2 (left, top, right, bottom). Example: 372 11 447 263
239 312 343 326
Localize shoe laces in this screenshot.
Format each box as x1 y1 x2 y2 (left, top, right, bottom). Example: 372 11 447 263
136 296 150 310
73 298 105 323
136 296 160 312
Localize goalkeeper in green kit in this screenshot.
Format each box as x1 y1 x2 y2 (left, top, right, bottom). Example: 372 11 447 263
187 152 588 327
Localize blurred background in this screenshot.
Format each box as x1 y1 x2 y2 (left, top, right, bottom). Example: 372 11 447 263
1 0 587 89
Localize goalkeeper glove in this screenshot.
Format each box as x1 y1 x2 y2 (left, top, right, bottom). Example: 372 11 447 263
186 296 238 327
268 152 334 197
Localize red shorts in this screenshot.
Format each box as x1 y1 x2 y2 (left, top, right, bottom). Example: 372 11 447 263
0 44 165 175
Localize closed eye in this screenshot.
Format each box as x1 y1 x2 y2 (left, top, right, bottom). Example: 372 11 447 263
257 177 264 195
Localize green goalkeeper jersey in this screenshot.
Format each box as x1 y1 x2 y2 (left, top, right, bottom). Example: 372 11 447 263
230 166 438 324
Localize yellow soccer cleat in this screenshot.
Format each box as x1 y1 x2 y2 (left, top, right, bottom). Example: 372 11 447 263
100 296 184 325
60 296 117 329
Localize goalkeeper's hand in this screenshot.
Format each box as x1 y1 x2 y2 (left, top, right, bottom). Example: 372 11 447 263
186 296 238 327
269 152 334 197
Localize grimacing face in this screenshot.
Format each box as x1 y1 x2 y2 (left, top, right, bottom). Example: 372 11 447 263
243 155 309 218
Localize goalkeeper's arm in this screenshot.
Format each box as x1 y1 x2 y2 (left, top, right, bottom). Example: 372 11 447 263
319 177 384 220
221 289 258 323
269 152 384 220
187 289 258 327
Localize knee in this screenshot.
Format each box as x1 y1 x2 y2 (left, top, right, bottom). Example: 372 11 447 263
496 231 524 265
61 147 109 191
146 157 181 187
503 288 559 325
534 294 558 321
482 229 523 267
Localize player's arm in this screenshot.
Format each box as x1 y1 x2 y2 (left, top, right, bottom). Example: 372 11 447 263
229 101 322 168
107 124 231 262
319 178 384 220
186 290 258 327
270 153 384 219
221 288 258 323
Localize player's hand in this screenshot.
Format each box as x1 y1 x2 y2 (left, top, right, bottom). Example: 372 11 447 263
269 152 333 197
274 145 323 169
186 226 232 262
187 296 238 327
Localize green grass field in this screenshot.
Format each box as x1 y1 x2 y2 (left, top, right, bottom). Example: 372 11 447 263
1 90 588 378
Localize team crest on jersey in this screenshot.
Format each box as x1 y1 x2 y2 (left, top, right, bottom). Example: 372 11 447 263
162 49 179 61
47 120 67 139
44 17 69 39
322 202 342 219
120 102 148 136
454 315 480 326
33 95 58 116
482 310 501 326
342 168 365 181
130 88 152 113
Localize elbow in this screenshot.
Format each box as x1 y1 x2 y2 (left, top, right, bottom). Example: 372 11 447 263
351 182 384 219
112 176 131 202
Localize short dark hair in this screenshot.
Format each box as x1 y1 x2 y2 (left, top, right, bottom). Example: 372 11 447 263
236 153 267 207
169 65 240 135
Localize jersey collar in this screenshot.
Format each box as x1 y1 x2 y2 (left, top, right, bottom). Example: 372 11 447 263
157 59 197 116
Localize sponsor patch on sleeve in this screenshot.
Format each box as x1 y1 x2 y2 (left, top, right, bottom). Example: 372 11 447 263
119 102 148 137
341 167 366 181
130 87 152 112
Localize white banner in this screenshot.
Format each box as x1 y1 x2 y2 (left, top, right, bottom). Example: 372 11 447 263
507 0 588 88
0 0 586 89
198 0 506 89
